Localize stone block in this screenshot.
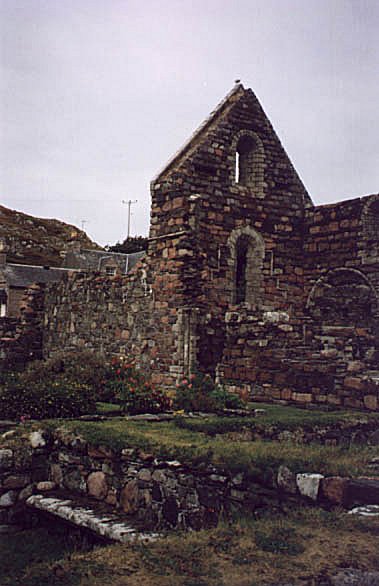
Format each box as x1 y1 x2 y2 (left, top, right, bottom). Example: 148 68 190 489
0 449 13 471
363 395 378 411
277 465 297 494
320 476 349 505
344 478 379 507
296 473 323 501
3 475 30 490
0 491 17 508
120 480 139 514
87 472 108 500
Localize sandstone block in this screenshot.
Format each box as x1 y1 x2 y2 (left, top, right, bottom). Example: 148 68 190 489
320 476 349 505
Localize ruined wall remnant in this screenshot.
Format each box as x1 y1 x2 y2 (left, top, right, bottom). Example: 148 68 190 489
3 84 379 410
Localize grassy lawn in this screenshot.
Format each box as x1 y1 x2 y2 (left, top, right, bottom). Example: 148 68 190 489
6 507 379 586
172 402 379 436
42 416 378 478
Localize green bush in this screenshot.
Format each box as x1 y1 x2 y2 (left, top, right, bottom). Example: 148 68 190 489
103 357 172 414
21 350 108 400
173 373 245 413
0 374 96 420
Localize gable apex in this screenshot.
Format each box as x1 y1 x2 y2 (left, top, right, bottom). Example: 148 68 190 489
152 83 248 185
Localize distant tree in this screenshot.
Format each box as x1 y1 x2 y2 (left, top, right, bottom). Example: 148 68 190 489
107 236 148 254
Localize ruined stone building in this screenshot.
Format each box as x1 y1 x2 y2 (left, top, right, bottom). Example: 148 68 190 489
2 84 379 410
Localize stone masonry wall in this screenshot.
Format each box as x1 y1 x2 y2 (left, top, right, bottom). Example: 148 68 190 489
0 285 44 372
2 426 378 531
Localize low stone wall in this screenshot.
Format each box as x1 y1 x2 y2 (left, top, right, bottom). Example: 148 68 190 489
1 427 378 533
218 308 379 411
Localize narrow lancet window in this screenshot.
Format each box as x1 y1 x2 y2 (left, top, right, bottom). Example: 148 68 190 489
235 236 249 303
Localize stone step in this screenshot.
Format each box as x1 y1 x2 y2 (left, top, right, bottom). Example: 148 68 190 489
26 494 160 544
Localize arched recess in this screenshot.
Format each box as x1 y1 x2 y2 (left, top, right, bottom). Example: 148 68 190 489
361 196 379 264
227 226 265 306
231 130 265 197
306 268 378 327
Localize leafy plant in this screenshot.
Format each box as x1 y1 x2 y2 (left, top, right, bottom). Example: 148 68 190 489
21 350 108 400
0 374 95 420
103 357 171 414
174 373 245 413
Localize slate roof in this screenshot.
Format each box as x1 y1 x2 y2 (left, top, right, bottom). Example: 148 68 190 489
62 249 145 274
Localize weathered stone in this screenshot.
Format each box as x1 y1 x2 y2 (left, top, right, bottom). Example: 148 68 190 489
63 468 86 492
18 484 34 501
320 476 349 505
36 481 57 492
0 491 17 508
0 449 13 471
120 480 139 513
3 474 30 490
29 430 46 449
88 445 115 459
296 473 324 501
50 463 63 485
344 478 379 507
363 395 378 411
137 468 152 482
87 472 108 500
277 466 297 494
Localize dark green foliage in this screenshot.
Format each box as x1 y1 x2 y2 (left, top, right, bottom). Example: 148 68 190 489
174 373 244 413
107 235 148 254
21 350 108 401
0 374 95 420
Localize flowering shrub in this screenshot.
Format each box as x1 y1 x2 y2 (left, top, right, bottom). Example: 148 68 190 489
0 375 95 420
174 373 244 412
103 357 171 414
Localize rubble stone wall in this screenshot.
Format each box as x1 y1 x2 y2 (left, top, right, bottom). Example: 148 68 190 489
0 285 44 371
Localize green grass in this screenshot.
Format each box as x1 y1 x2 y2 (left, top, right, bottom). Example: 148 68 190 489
95 402 122 415
0 526 96 586
42 417 378 478
173 402 379 436
9 507 379 586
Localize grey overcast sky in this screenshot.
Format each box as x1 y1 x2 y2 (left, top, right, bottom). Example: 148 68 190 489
1 0 378 246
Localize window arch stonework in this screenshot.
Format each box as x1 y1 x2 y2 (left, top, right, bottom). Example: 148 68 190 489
231 130 265 198
227 226 265 306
